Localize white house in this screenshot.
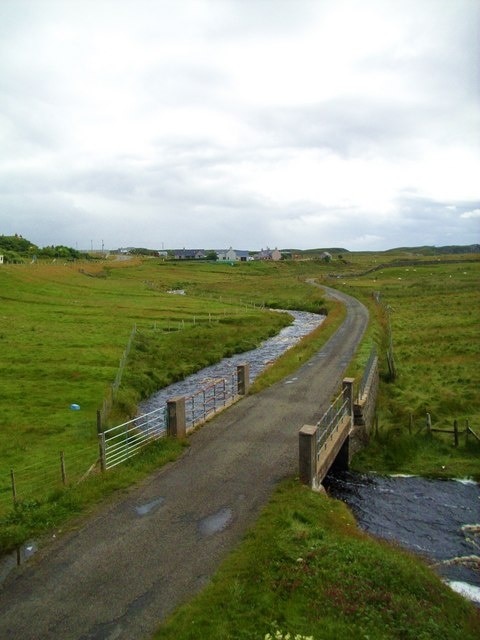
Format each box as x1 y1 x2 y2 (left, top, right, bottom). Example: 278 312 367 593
216 247 250 262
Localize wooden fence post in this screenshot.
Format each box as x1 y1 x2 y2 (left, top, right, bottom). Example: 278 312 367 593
426 413 432 434
10 468 17 505
98 433 106 473
60 451 67 485
97 409 106 472
453 420 459 447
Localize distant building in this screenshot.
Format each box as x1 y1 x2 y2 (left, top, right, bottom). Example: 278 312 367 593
173 249 206 260
254 247 282 261
216 247 250 262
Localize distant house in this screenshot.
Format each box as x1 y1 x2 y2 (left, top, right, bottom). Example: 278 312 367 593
173 249 206 260
254 247 282 261
216 247 250 262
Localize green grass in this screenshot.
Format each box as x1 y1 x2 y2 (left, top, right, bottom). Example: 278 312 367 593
0 257 334 549
0 437 187 552
154 479 480 640
325 255 480 478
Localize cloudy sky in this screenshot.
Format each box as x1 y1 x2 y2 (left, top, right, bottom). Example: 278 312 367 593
0 0 479 251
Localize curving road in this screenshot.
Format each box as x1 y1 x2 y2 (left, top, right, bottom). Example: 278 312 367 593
0 286 368 640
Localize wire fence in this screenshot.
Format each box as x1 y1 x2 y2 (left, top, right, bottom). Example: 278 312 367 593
0 442 98 514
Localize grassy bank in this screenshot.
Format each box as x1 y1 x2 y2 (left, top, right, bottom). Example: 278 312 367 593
154 479 479 640
327 254 480 479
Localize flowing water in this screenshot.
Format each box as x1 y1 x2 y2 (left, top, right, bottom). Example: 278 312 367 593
324 471 480 605
139 310 325 413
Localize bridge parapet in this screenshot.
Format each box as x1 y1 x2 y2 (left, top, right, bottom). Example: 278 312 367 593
299 378 354 489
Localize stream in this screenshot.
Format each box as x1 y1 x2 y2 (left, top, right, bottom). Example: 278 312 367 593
139 309 325 413
324 471 480 606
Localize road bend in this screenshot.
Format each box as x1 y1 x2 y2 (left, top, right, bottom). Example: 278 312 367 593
0 286 368 640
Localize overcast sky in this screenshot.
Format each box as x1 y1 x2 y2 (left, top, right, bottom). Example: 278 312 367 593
0 0 479 251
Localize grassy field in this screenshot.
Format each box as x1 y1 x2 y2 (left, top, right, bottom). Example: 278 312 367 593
154 479 479 640
0 257 332 548
1 250 479 637
323 255 480 478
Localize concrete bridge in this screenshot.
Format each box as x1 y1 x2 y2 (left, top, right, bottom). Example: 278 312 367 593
299 351 379 489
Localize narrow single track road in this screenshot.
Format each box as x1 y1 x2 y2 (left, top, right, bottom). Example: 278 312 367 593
0 286 368 640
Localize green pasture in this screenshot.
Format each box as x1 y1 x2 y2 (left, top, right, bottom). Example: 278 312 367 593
0 258 328 518
328 256 480 477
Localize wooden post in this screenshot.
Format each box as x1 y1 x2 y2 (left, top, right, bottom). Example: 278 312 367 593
97 409 106 473
10 468 17 505
60 451 67 486
426 413 432 434
409 414 414 434
453 420 459 447
99 433 106 473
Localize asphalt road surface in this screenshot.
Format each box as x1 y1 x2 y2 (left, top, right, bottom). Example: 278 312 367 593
0 286 368 640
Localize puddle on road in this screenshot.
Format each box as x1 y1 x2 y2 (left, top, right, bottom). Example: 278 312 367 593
0 541 38 585
134 497 165 516
198 508 233 537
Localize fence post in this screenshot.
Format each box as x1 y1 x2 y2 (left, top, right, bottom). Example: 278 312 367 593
299 425 318 487
167 396 186 438
453 419 459 447
97 409 106 472
60 451 67 485
10 468 17 505
98 433 106 473
426 412 432 434
237 363 250 396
